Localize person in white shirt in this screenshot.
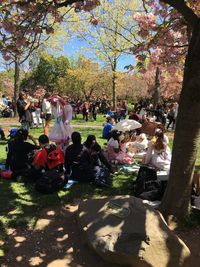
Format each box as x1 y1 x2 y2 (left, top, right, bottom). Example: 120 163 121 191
126 133 148 156
144 131 171 170
41 93 52 135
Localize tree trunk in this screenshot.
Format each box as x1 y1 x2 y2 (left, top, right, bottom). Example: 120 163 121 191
160 21 200 221
153 67 160 108
14 56 20 117
112 71 117 110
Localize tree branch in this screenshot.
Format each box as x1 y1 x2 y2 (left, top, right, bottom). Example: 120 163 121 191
160 0 199 29
55 0 84 8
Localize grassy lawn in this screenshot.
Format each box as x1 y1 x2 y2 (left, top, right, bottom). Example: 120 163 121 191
72 113 106 126
0 120 200 257
0 124 136 256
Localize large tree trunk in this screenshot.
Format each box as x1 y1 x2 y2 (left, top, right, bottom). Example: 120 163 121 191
14 56 20 117
160 21 200 221
153 67 160 108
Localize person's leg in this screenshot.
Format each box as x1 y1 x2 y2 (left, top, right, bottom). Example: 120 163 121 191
44 119 51 135
167 116 172 129
93 112 96 121
172 118 176 130
85 113 88 122
21 121 29 131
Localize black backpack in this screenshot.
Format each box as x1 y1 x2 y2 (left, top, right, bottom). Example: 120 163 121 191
133 165 158 197
133 165 167 201
35 169 67 194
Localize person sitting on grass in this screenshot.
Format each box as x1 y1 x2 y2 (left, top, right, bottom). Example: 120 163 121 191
126 133 148 156
84 135 114 185
65 132 94 182
6 129 37 172
104 131 134 165
84 135 113 171
32 134 64 173
102 117 114 139
143 130 171 171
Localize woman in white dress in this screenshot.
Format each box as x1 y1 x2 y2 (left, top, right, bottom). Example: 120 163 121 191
48 95 73 149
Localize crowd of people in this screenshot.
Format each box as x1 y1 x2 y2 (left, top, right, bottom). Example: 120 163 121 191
0 90 181 199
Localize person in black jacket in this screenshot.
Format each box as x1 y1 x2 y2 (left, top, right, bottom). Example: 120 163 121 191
65 132 94 182
6 129 37 172
16 91 33 130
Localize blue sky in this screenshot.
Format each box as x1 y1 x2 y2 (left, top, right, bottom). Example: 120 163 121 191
62 38 135 72
0 37 135 72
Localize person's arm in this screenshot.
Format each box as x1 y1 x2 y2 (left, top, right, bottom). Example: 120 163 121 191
98 151 112 170
24 101 31 110
144 143 153 165
64 105 73 124
28 134 38 146
5 142 13 169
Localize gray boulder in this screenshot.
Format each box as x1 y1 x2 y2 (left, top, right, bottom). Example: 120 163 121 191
77 196 190 267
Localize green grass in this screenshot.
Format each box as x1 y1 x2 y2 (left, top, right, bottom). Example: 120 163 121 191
1 121 200 257
71 113 106 125
0 124 137 256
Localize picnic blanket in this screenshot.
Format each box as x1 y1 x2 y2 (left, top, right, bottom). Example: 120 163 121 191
140 121 166 136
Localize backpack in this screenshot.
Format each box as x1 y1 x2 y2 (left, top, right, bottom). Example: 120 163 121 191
44 144 64 171
133 165 167 201
133 165 158 197
35 169 67 194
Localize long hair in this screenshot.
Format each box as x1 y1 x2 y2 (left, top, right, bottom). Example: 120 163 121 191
152 131 166 151
84 135 96 149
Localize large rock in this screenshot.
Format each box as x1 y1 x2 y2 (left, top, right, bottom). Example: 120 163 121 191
77 196 190 267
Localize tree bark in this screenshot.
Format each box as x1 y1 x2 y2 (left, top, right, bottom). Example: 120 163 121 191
160 20 200 221
112 71 117 110
14 56 20 117
153 66 160 108
112 58 117 110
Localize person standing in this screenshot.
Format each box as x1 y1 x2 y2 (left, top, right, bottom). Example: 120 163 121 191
167 103 176 130
48 95 73 150
82 102 89 122
41 93 52 135
16 91 32 130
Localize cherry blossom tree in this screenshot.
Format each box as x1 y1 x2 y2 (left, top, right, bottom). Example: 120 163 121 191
135 0 200 221
1 0 200 221
0 0 100 114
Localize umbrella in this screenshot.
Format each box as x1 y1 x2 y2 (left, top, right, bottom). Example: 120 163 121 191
112 119 142 132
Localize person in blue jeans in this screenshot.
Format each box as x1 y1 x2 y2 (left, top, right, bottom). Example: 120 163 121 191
102 117 113 139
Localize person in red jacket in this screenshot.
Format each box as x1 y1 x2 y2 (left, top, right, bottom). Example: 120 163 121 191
32 134 64 173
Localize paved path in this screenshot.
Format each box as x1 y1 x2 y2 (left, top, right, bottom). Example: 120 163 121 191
0 118 102 129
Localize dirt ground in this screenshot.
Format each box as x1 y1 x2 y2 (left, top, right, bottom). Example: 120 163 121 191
1 201 118 267
1 200 200 267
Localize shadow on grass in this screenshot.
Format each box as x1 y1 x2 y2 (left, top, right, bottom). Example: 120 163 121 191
0 170 137 261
